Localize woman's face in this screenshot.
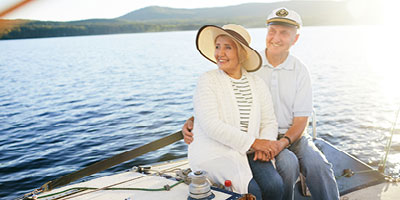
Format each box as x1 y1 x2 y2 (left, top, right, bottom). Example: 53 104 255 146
214 35 240 74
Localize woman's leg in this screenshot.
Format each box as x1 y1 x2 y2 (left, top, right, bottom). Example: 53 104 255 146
248 178 262 200
247 153 284 200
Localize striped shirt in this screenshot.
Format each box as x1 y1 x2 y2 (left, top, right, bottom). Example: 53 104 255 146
230 75 252 133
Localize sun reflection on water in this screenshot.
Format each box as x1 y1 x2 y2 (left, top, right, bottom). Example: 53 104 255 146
348 0 400 101
347 0 400 176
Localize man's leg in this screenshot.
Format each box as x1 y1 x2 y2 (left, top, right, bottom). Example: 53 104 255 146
247 153 284 200
289 135 340 200
275 149 299 200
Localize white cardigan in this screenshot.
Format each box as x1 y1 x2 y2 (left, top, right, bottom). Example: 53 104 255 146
188 69 278 194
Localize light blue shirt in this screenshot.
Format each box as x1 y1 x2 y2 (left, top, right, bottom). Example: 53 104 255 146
251 49 313 134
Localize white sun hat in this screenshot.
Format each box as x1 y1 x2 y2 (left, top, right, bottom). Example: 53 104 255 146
195 24 262 72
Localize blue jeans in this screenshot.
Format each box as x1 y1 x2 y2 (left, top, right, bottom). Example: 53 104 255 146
276 135 340 200
248 178 262 200
247 153 284 200
275 149 299 200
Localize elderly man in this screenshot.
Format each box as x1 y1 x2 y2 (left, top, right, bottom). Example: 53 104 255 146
183 7 339 200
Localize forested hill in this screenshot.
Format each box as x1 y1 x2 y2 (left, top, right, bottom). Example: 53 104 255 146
0 1 381 40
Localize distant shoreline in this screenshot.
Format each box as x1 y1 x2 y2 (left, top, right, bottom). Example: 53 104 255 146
0 23 380 41
0 2 381 40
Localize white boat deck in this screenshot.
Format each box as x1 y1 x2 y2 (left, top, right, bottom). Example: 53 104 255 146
37 159 235 200
37 158 400 200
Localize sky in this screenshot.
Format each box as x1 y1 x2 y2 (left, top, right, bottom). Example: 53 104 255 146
1 0 398 26
1 0 286 21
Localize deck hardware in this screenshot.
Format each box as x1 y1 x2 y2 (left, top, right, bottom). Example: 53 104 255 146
176 168 192 184
342 169 355 177
188 170 215 200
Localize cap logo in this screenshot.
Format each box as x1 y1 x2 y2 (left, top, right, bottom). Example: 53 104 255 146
276 9 288 17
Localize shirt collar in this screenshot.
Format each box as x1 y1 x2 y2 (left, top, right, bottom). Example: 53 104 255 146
219 67 249 78
260 49 294 71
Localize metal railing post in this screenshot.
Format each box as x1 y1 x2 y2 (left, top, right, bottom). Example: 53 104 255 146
312 109 317 139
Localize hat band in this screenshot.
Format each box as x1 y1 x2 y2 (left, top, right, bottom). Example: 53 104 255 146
267 17 300 28
224 29 249 46
266 18 300 28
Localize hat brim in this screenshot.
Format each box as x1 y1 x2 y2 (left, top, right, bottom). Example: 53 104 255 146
196 25 262 72
266 18 300 28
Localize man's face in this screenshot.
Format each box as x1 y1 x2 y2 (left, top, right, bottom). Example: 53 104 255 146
266 24 299 55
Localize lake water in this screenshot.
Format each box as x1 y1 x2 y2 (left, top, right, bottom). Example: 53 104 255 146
1 26 399 199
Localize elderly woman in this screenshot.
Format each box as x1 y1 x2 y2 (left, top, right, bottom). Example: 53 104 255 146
188 24 283 199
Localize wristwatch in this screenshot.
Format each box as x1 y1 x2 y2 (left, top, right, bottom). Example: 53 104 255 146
282 135 292 148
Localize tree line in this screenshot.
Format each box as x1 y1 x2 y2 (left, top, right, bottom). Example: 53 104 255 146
0 20 205 40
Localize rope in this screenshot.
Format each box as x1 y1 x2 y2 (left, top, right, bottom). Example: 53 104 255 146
37 164 191 199
383 175 400 183
158 161 190 174
37 188 85 199
378 105 400 173
59 175 147 200
335 169 376 180
335 168 400 183
38 179 184 199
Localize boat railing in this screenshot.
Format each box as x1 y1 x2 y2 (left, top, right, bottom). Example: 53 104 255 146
312 109 317 139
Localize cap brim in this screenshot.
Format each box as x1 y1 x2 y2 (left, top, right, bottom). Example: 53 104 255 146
196 25 261 72
266 18 300 28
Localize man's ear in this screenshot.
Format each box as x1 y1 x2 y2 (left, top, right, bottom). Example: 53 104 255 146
292 34 300 45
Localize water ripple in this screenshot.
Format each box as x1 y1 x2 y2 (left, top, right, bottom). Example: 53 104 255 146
1 26 399 199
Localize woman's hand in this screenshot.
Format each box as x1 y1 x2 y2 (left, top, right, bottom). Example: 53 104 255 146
251 139 279 159
253 150 271 162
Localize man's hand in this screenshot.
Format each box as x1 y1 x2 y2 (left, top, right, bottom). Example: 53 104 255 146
182 117 194 144
270 140 287 156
